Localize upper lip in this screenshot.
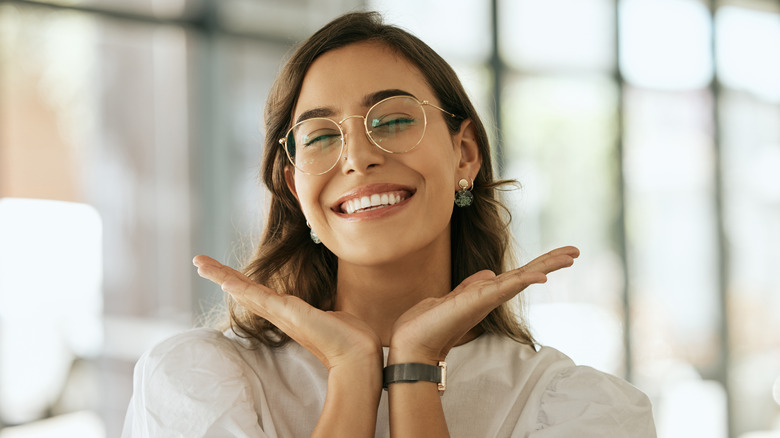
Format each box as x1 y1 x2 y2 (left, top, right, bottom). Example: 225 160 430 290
331 183 416 213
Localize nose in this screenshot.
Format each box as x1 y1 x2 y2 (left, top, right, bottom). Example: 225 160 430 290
340 116 385 174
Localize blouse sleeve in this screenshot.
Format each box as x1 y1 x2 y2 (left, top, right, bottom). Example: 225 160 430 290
121 328 269 438
529 366 657 438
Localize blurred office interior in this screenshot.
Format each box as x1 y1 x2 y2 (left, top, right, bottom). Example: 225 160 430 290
0 0 779 437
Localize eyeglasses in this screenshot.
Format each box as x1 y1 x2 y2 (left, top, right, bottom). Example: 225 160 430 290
279 95 457 175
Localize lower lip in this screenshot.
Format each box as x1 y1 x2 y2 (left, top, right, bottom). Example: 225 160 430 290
334 196 413 221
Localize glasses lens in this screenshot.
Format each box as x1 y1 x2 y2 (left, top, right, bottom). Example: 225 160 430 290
366 96 425 153
287 118 343 174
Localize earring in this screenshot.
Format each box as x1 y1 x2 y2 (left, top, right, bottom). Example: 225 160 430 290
454 178 474 207
306 220 321 244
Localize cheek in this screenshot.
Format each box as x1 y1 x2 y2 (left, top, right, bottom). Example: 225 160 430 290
422 144 459 192
432 178 456 216
293 177 327 219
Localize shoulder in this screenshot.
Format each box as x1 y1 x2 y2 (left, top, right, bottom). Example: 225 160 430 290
532 346 657 437
145 327 242 354
139 328 248 377
132 328 257 404
133 327 320 395
124 328 267 437
459 334 575 378
443 336 655 436
454 337 655 436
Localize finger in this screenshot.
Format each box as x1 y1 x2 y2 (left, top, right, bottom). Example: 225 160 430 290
438 274 545 337
552 245 580 258
192 254 219 268
193 255 234 282
192 256 330 346
472 248 579 304
515 247 579 276
525 246 579 267
193 256 276 307
452 270 496 292
525 254 576 276
496 259 570 294
194 257 250 288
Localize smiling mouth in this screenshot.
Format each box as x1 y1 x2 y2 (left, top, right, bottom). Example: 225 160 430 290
340 191 411 214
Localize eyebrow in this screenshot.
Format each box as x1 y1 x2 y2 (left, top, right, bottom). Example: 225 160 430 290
363 89 416 107
294 89 418 125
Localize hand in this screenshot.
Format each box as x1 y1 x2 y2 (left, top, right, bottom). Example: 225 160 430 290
388 246 580 364
193 255 382 370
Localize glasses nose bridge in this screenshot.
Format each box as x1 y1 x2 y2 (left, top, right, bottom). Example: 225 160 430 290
337 114 367 129
337 113 371 144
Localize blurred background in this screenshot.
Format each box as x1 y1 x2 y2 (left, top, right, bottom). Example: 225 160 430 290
0 0 778 437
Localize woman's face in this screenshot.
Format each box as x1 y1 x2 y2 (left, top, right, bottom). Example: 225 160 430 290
286 41 478 266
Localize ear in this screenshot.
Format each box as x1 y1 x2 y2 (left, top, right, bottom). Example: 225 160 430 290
454 119 482 179
284 165 300 202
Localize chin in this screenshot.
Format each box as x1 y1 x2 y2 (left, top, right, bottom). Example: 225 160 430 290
330 245 406 267
329 230 446 269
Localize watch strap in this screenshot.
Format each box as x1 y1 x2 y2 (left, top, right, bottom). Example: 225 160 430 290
383 361 447 393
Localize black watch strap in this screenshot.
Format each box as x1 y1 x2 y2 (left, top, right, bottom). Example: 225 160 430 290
383 361 447 393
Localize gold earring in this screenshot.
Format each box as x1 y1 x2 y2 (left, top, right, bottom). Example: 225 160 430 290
455 178 474 207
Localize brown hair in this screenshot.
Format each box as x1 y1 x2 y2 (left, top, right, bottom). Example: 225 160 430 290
231 11 534 347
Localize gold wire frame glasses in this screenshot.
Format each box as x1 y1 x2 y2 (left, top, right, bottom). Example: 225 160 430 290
279 95 457 175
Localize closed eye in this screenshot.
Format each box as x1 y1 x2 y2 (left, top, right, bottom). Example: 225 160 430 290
371 114 418 134
304 133 341 147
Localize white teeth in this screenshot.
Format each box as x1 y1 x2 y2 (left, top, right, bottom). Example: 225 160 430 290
341 191 408 214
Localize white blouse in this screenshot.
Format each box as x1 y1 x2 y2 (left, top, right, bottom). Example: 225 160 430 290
122 328 656 437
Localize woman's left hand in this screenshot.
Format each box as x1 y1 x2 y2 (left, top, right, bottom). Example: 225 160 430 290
388 246 579 364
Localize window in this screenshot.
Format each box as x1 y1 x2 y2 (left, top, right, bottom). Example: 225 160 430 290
2 1 779 436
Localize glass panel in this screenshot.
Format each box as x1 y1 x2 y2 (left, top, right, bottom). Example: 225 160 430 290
623 86 727 437
0 5 98 202
368 0 491 63
499 0 615 72
219 0 363 41
502 75 624 375
720 90 780 436
0 4 194 435
0 199 102 425
716 6 780 103
619 0 713 90
451 64 492 121
217 37 297 256
85 19 193 321
29 0 202 19
448 63 497 163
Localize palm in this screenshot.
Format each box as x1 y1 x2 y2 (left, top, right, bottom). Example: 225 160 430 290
193 255 381 369
390 246 579 363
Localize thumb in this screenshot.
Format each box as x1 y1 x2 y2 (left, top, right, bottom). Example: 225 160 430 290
455 269 496 291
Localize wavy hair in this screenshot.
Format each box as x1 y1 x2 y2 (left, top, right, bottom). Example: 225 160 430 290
230 11 534 347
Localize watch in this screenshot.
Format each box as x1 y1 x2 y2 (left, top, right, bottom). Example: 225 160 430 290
382 361 447 394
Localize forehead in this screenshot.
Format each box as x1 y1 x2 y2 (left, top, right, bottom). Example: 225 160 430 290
293 41 434 118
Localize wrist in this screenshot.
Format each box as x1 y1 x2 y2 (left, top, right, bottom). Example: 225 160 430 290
325 338 383 368
383 361 447 394
328 350 383 377
327 360 383 403
317 359 381 438
387 343 440 366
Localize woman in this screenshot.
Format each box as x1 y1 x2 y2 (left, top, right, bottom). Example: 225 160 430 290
123 11 655 437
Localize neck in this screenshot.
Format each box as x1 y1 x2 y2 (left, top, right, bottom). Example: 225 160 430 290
334 237 451 346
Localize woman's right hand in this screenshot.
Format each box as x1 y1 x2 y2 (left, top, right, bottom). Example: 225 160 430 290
193 255 382 437
192 255 382 371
